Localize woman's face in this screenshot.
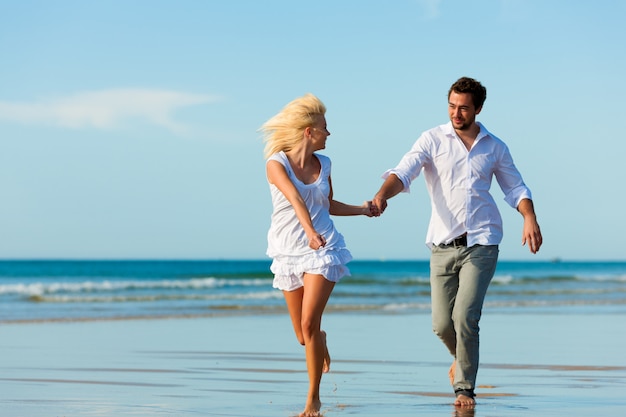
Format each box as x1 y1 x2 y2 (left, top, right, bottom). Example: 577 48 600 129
310 116 330 150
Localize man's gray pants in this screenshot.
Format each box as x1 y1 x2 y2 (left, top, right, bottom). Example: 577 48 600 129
430 244 499 395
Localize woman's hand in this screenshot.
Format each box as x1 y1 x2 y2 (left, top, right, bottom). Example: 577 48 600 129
308 232 327 250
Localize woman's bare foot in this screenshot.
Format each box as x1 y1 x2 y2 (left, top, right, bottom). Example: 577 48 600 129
321 330 331 373
300 398 322 417
454 394 476 407
449 360 456 385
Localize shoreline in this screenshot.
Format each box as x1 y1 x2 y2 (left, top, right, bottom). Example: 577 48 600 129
1 312 625 417
4 301 625 325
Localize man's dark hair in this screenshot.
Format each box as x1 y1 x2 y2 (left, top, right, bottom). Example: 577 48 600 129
448 77 487 109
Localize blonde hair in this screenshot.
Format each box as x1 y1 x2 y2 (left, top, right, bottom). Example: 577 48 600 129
260 93 326 159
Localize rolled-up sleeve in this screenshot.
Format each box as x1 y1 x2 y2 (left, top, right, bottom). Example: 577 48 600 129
496 145 533 208
381 136 431 193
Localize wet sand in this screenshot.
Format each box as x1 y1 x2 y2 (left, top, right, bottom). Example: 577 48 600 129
1 312 624 416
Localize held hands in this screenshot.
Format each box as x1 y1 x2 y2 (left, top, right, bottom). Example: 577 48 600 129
371 195 388 216
363 201 382 217
359 196 387 218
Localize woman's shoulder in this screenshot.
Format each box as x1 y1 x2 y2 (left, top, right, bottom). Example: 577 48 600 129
314 152 331 166
267 151 288 164
267 150 286 160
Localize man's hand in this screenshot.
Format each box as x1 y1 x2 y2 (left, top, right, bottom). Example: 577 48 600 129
522 219 542 254
518 199 542 254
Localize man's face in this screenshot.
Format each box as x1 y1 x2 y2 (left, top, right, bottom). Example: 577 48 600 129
448 91 481 131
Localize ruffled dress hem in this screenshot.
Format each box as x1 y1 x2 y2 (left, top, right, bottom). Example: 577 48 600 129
270 248 352 291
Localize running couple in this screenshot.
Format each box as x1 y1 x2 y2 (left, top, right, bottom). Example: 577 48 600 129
260 76 543 417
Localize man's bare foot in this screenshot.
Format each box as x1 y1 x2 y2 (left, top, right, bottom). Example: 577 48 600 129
321 330 331 373
449 360 456 385
300 398 322 417
454 394 476 407
454 405 476 416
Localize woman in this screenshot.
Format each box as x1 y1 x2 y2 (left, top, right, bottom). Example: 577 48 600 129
260 93 375 417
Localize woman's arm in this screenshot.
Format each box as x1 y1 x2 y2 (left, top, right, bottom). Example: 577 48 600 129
327 176 375 217
267 160 327 250
329 199 374 216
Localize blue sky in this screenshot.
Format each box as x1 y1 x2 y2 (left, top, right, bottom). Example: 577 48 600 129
1 0 625 261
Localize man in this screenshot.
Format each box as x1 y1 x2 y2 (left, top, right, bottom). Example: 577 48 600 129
372 77 542 407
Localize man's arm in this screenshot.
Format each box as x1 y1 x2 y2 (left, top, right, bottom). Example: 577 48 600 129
517 198 543 254
372 174 405 215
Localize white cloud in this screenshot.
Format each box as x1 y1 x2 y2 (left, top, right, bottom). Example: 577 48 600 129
0 89 219 134
416 0 442 20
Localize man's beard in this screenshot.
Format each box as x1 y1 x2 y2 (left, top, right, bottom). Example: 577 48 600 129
453 119 472 130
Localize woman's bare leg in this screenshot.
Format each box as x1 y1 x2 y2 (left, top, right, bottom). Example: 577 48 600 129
321 330 330 373
283 287 305 345
299 273 335 417
281 275 335 417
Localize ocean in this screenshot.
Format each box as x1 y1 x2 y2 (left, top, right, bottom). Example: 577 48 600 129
1 259 625 323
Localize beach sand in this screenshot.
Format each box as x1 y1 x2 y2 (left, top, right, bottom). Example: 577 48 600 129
1 311 625 417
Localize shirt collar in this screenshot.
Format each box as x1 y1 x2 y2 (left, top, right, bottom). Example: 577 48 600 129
475 122 491 142
443 121 491 143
